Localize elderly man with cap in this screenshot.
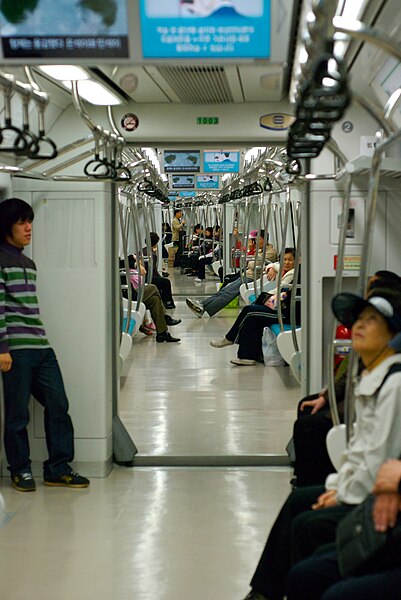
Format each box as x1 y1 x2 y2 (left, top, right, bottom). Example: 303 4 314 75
186 230 277 318
240 286 401 600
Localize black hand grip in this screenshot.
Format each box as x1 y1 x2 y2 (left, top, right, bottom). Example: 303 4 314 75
29 132 58 160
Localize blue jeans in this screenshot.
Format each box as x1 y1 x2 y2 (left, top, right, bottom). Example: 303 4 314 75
2 348 74 478
202 276 252 316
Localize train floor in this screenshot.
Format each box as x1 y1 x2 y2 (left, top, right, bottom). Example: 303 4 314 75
0 266 300 600
120 266 300 460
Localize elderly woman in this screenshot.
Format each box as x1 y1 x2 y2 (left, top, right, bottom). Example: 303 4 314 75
240 286 401 600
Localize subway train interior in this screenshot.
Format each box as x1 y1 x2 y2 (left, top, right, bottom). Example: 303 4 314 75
0 0 401 598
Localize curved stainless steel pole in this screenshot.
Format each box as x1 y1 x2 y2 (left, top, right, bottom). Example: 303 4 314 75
276 186 291 331
290 201 301 352
118 192 133 335
326 172 353 427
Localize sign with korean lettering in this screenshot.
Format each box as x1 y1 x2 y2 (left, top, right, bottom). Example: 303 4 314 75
196 175 220 189
203 150 240 173
139 0 271 60
0 0 129 60
334 255 362 271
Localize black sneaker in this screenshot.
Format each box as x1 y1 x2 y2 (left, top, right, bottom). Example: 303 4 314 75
44 470 90 488
156 331 181 343
11 471 36 492
163 301 176 309
165 315 181 326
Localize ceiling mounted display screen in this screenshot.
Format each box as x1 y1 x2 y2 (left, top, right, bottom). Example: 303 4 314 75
164 150 201 173
171 175 196 189
196 175 220 189
0 0 129 60
203 150 240 173
139 0 270 60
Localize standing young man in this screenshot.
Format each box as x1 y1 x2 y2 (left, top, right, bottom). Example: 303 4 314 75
0 198 89 492
172 208 186 267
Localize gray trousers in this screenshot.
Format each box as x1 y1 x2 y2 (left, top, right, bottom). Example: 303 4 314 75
202 276 252 316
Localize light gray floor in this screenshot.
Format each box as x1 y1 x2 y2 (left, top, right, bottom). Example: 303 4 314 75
120 267 301 458
0 466 291 600
0 267 299 599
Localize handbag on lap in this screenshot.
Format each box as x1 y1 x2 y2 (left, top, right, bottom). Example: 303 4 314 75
336 494 401 576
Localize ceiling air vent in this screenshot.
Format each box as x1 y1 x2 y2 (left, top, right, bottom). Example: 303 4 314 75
156 65 234 104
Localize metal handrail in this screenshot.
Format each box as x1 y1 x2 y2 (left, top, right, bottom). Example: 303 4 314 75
326 172 353 427
275 185 291 332
290 202 302 352
118 192 133 335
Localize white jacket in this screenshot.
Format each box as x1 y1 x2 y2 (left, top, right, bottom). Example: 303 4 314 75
266 262 294 295
325 354 401 504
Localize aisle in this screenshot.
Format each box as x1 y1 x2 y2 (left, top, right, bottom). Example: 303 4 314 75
119 268 300 460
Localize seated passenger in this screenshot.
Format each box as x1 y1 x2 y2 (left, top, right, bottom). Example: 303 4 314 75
241 287 401 600
186 226 214 277
186 230 277 317
143 232 176 309
209 248 296 366
122 258 181 343
292 269 401 487
286 459 401 600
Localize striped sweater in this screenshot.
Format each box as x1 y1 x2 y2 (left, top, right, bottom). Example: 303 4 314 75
0 241 49 352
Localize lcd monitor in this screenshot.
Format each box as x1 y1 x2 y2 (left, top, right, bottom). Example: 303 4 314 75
196 175 220 189
0 0 129 60
139 0 270 60
164 150 201 173
203 150 240 173
171 175 196 189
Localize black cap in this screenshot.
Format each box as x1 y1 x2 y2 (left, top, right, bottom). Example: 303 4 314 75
332 291 401 333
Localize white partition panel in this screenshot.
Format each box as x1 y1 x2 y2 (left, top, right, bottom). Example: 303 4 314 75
9 179 117 477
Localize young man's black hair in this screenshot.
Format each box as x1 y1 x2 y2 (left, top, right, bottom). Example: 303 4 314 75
0 198 34 242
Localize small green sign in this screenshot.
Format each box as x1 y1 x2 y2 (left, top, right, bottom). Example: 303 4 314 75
196 117 219 125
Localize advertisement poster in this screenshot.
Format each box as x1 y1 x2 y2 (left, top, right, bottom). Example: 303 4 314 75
196 175 220 189
179 191 197 197
164 150 201 173
203 150 240 173
0 0 129 59
171 175 196 189
139 0 270 59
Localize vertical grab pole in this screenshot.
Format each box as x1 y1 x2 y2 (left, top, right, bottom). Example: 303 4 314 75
129 192 146 308
240 197 252 286
290 201 302 351
276 185 291 331
272 196 281 253
253 194 267 298
346 134 384 441
259 188 273 298
118 192 132 335
142 196 154 284
326 171 353 427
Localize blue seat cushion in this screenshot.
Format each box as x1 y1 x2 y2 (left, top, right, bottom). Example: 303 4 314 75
122 317 136 335
270 323 292 336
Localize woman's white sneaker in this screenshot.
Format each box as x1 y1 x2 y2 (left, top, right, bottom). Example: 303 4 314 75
230 358 256 366
210 337 233 348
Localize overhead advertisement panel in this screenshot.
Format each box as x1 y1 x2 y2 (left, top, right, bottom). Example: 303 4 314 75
203 150 240 173
139 0 270 60
171 175 196 189
196 175 220 189
0 0 129 60
164 150 201 173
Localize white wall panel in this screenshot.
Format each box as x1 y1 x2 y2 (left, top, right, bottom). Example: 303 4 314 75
10 179 116 477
